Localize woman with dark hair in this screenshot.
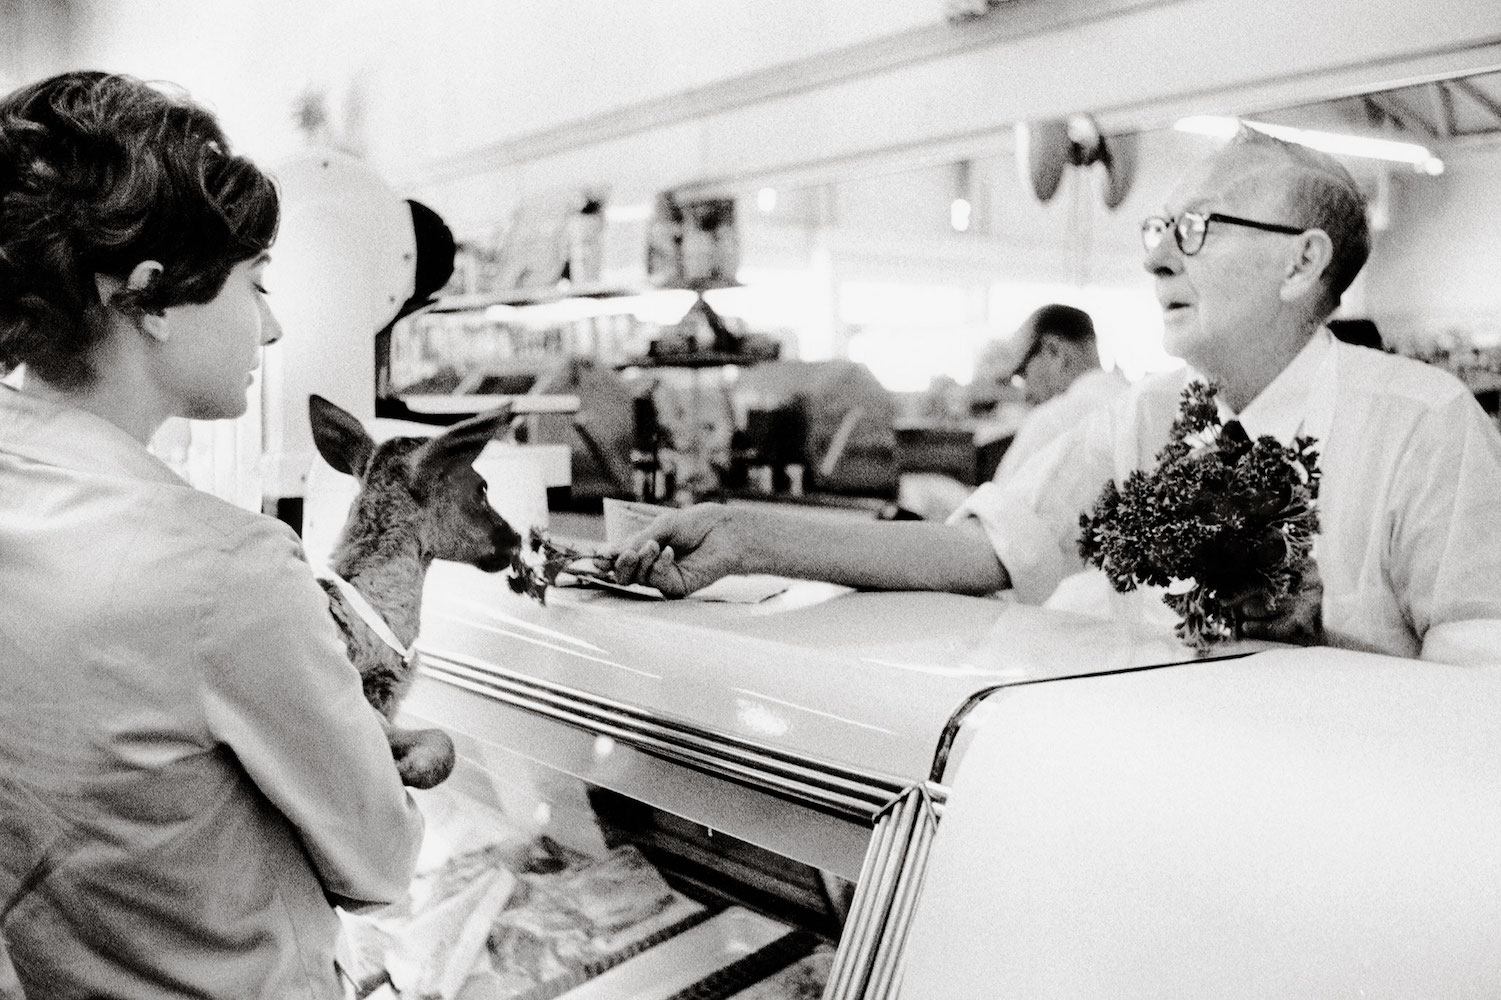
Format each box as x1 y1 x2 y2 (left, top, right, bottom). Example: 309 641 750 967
0 72 422 999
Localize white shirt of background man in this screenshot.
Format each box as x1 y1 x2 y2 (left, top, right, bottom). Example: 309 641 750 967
993 367 1129 486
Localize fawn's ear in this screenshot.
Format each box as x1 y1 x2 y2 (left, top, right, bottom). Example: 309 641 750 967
411 404 514 476
308 394 376 477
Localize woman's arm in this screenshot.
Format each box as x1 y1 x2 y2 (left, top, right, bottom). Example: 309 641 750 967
199 520 423 908
611 503 1010 597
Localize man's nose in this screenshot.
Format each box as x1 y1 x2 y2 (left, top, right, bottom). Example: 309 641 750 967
1143 233 1181 277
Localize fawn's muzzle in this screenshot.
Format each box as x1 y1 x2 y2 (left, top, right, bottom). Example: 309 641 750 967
474 517 522 572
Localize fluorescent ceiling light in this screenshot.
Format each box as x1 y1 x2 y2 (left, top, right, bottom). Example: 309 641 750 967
1175 115 1444 175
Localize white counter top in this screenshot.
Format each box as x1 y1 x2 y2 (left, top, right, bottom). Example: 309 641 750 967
416 563 1255 786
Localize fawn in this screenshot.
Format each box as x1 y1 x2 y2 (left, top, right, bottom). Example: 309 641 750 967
308 394 521 789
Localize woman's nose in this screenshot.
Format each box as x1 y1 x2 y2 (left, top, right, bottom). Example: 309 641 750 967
260 299 284 346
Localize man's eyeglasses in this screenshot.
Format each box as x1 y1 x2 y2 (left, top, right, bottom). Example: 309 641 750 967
1007 336 1044 383
1140 211 1306 256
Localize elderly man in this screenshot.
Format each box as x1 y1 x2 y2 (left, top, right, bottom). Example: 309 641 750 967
992 303 1127 483
612 129 1501 665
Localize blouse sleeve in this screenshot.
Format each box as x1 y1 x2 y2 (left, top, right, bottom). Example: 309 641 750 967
196 518 423 907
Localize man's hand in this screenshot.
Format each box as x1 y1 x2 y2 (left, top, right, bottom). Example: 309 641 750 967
1229 563 1324 646
608 504 750 598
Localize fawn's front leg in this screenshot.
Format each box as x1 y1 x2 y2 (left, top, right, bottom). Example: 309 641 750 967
375 713 456 789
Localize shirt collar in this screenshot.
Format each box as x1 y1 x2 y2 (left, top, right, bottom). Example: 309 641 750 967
0 383 185 486
1187 327 1335 445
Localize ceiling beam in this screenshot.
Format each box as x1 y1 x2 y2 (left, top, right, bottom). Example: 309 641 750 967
1366 90 1440 139
1428 81 1457 139
1451 76 1501 128
416 0 1171 185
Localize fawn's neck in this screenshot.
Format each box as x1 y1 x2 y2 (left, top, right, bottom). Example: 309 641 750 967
327 524 431 649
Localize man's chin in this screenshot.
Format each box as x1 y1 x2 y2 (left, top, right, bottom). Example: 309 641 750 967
1160 321 1201 363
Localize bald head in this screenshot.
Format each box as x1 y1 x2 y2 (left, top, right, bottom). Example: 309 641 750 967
1220 128 1371 316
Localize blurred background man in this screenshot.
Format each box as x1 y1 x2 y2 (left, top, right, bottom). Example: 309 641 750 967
992 304 1127 483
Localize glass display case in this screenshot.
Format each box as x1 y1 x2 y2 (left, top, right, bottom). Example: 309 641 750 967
372 560 1213 999
370 556 1501 999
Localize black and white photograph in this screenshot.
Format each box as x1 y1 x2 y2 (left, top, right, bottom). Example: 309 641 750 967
3 2 1501 997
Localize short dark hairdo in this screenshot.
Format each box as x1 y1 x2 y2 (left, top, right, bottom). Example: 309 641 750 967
0 71 280 388
1230 126 1370 316
1025 303 1096 344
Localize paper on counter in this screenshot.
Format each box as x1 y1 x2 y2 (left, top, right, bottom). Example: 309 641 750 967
570 576 667 601
602 498 671 544
572 573 791 604
687 575 791 604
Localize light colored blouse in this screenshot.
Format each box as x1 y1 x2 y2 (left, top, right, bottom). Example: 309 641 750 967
0 385 423 999
953 329 1501 665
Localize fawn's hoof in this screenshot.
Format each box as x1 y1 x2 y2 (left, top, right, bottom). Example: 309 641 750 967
388 726 456 789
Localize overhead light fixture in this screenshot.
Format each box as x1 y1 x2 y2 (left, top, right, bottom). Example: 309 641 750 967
756 187 778 213
1175 115 1445 175
951 159 974 232
950 198 973 232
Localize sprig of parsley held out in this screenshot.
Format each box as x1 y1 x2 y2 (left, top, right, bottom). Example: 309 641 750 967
506 527 615 605
1077 380 1321 651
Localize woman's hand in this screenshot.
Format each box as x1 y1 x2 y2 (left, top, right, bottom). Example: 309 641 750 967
608 504 751 598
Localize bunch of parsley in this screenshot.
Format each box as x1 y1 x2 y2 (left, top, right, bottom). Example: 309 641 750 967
506 527 610 605
1077 381 1321 650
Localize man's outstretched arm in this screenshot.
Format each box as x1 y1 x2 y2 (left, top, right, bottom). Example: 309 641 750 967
609 502 1010 597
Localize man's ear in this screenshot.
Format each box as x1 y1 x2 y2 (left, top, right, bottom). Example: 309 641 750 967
1279 229 1334 304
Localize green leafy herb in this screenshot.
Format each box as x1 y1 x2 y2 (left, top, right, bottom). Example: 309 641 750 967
506 527 612 605
1077 380 1321 650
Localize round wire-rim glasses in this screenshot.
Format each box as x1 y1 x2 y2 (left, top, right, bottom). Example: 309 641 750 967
1141 211 1307 255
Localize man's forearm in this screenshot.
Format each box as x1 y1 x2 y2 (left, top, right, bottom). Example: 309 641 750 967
734 506 1010 596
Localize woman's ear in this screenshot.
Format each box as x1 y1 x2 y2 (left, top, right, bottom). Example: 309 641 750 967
1279 229 1334 304
95 262 169 341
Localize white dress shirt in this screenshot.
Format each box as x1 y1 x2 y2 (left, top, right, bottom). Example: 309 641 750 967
951 329 1501 664
0 384 423 999
993 367 1129 485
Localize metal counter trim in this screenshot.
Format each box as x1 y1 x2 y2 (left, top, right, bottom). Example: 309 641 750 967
420 646 919 820
925 648 1263 784
417 646 949 999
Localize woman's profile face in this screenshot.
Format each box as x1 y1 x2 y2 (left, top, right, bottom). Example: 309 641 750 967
154 254 282 420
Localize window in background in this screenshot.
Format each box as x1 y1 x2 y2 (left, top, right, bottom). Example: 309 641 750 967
839 281 978 391
837 278 1179 392
703 266 828 358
